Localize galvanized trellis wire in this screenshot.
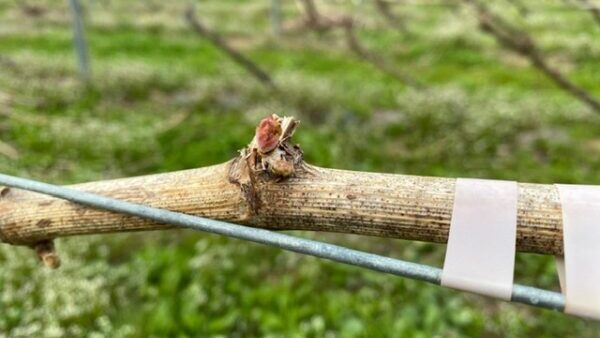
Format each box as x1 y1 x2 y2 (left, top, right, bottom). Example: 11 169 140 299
68 0 91 81
0 173 565 313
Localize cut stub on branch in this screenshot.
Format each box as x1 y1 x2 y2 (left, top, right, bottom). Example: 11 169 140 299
32 239 61 269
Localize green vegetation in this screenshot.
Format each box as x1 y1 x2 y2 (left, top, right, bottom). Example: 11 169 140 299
0 0 599 336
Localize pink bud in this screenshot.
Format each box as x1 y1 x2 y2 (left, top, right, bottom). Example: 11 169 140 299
256 116 282 153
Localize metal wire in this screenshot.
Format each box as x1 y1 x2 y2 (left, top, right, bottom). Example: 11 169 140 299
0 173 565 312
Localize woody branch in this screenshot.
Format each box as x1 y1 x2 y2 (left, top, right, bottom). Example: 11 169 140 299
0 115 565 256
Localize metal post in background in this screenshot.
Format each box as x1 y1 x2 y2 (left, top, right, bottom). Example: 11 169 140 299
68 0 91 81
271 0 281 36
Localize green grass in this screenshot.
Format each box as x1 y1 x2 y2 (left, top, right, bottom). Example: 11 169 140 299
1 0 600 337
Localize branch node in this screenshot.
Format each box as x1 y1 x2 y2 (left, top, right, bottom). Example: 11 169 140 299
228 115 303 217
245 114 302 179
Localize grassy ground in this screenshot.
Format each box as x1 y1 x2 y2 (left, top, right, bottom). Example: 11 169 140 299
1 0 600 337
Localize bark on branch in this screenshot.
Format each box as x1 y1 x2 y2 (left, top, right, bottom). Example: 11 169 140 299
0 115 565 256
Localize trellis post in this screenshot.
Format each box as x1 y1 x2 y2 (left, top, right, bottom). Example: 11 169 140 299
271 0 282 36
68 0 91 81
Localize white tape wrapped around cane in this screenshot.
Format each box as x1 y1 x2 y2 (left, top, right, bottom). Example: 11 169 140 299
441 178 518 300
555 184 600 319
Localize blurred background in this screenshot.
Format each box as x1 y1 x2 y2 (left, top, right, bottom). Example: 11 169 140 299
0 0 599 336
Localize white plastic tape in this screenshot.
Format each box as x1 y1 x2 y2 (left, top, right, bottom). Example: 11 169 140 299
556 184 600 319
441 178 518 300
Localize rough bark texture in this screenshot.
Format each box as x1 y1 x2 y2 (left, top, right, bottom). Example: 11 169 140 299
0 115 565 256
0 161 564 255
